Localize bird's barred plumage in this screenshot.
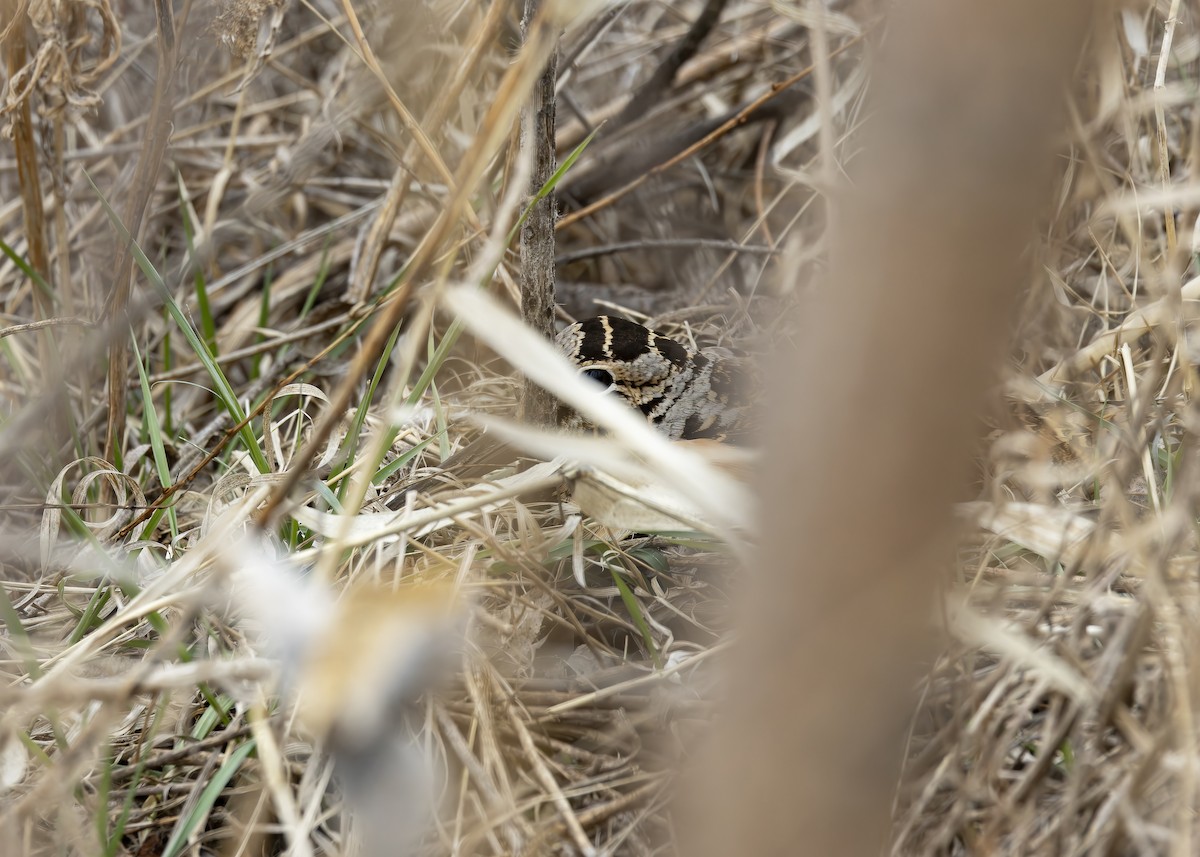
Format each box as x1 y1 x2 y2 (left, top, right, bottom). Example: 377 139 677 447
384 315 753 505
556 316 753 442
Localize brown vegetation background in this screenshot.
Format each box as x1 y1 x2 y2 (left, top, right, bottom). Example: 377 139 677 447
3 1 1200 855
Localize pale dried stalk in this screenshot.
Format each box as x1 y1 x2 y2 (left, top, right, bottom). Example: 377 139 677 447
689 3 1098 854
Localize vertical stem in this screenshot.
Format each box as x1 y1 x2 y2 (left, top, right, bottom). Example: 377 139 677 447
2 1 67 476
2 9 51 298
102 0 177 474
519 0 559 428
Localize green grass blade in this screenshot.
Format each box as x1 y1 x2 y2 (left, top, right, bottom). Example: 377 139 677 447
103 700 169 857
336 318 403 499
372 434 438 484
252 263 273 378
176 186 216 353
84 170 269 473
0 235 53 298
508 127 599 244
610 567 661 669
131 333 179 540
161 739 256 857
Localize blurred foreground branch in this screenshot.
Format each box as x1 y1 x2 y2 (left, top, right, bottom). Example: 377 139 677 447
689 2 1099 853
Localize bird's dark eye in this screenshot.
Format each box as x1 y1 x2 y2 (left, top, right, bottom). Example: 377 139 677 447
583 368 614 387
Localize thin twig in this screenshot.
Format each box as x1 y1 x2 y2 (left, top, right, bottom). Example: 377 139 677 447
556 237 775 266
0 316 95 340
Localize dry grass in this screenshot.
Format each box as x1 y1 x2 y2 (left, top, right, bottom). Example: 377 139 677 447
1 0 1198 855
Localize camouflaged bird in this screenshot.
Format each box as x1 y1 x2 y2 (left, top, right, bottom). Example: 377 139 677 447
555 316 754 442
385 316 754 504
